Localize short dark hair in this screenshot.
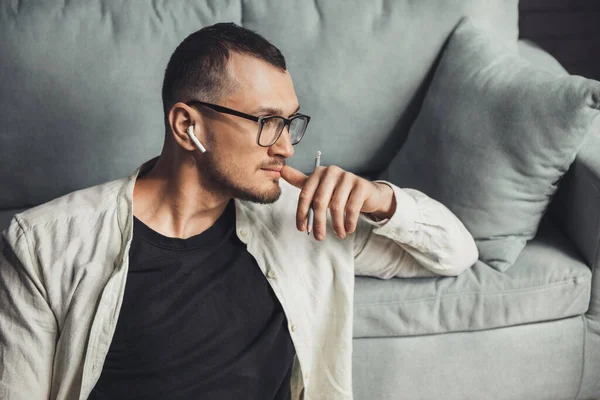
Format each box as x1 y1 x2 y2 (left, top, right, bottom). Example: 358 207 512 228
161 22 287 117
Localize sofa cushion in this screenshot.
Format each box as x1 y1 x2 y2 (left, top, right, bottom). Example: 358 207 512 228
380 17 600 272
242 0 519 175
352 214 592 338
0 1 241 211
0 1 518 214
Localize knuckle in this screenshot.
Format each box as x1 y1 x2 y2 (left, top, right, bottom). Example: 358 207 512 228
346 204 360 215
356 182 369 195
299 191 311 201
345 170 356 179
313 198 328 208
330 201 344 212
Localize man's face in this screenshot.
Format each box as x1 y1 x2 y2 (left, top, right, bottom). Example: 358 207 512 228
197 52 299 205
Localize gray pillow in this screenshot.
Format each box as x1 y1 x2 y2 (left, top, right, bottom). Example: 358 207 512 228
379 17 600 272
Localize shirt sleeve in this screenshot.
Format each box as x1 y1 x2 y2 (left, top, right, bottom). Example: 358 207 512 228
353 180 479 278
0 217 57 398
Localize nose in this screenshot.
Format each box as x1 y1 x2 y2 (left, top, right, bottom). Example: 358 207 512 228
268 126 294 159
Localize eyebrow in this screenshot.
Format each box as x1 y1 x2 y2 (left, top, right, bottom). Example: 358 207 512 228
253 104 301 117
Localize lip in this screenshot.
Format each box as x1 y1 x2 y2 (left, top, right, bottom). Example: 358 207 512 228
261 168 282 176
261 165 283 172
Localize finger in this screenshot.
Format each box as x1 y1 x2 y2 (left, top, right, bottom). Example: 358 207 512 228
280 165 308 189
330 174 354 238
345 181 369 234
311 167 343 240
296 166 325 231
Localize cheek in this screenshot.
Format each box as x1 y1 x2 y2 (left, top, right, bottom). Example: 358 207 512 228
211 133 264 176
220 153 260 178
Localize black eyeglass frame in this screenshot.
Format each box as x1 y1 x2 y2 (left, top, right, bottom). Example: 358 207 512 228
186 100 311 147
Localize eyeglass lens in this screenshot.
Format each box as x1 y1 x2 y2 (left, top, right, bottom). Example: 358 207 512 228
259 116 308 146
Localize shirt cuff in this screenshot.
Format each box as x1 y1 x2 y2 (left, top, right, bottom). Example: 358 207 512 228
358 180 419 240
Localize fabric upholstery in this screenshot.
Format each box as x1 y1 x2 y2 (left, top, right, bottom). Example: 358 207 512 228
241 0 519 175
0 1 241 213
517 44 600 396
548 129 600 317
2 1 600 399
353 214 591 337
0 0 518 218
380 17 600 272
517 41 600 296
518 39 569 76
353 316 586 400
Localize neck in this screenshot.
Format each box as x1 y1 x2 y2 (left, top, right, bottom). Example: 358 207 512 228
133 152 231 239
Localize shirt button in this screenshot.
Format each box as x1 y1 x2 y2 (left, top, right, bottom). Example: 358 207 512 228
290 324 297 332
267 270 277 279
239 228 248 238
304 372 309 381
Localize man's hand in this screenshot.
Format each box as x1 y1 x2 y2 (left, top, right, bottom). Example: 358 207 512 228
280 164 396 241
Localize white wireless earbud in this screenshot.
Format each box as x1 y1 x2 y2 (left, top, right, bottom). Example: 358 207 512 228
186 125 206 153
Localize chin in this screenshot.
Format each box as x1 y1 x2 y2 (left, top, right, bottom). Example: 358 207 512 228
257 180 282 204
231 178 282 205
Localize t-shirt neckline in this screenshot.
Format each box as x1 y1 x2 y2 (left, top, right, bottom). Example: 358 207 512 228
132 199 235 251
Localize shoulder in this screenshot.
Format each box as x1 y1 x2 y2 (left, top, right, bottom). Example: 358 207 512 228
7 176 128 238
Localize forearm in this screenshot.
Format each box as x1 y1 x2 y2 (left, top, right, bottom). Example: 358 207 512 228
359 181 479 276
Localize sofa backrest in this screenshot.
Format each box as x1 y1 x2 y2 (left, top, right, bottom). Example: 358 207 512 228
0 0 519 231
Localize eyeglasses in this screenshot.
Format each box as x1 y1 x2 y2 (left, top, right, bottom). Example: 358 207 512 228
186 101 311 147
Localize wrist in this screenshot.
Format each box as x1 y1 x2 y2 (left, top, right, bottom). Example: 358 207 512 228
371 182 396 220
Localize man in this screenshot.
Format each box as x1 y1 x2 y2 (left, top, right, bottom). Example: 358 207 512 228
0 23 478 400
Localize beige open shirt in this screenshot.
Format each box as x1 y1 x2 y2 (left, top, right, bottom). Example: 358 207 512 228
0 156 478 400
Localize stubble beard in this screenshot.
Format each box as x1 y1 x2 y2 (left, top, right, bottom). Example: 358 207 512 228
198 152 282 205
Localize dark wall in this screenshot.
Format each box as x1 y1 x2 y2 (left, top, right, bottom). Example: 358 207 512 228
519 0 600 80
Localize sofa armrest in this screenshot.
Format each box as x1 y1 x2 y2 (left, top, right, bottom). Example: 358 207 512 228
518 38 600 318
517 39 568 76
547 129 600 319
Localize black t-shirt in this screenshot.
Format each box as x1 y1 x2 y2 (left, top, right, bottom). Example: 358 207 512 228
88 199 296 400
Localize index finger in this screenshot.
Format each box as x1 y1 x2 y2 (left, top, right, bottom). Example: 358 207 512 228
296 166 324 231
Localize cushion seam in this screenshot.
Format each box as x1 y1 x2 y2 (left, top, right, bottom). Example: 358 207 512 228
355 277 589 307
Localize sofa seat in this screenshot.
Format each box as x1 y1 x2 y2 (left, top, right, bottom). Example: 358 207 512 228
353 213 592 338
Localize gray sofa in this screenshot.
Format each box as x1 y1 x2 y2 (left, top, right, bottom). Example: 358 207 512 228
1 1 599 399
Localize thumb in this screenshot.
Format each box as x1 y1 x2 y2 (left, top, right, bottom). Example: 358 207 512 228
280 165 308 189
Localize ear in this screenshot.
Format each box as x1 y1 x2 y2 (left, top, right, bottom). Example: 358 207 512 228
167 102 204 152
